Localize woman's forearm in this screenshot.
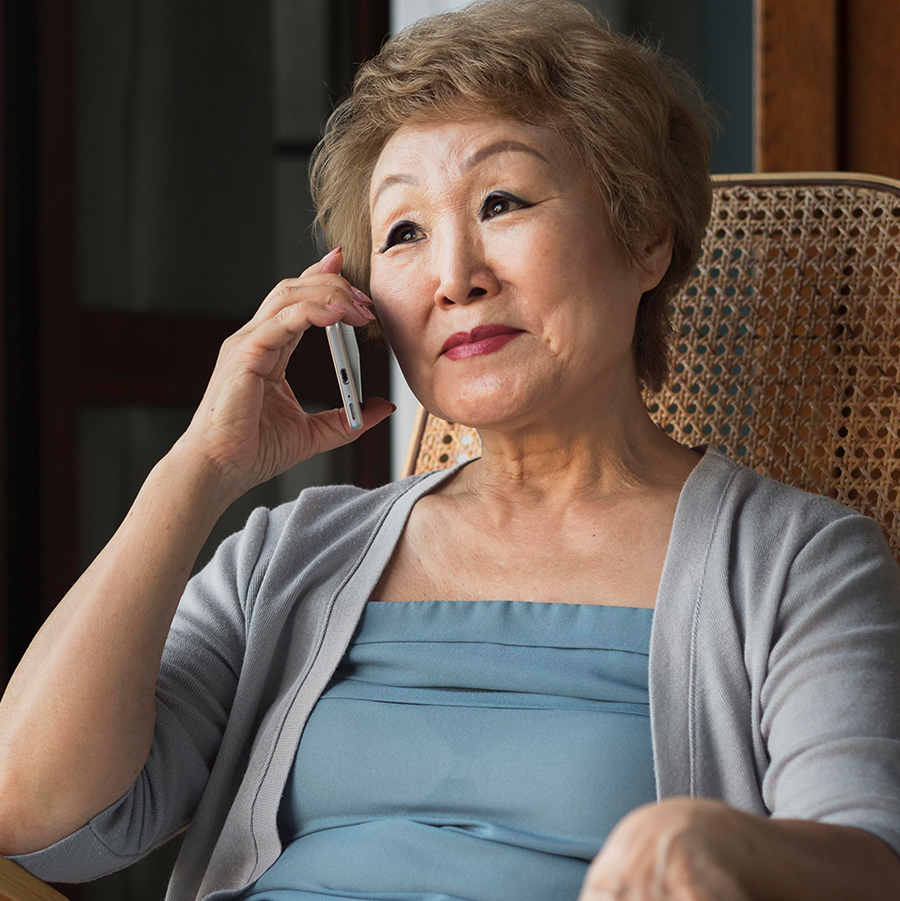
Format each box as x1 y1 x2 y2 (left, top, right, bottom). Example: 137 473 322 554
0 446 234 855
725 806 900 901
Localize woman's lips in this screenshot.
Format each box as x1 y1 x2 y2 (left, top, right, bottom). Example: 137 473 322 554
442 330 523 360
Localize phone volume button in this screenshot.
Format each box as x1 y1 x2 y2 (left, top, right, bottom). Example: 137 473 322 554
340 368 349 384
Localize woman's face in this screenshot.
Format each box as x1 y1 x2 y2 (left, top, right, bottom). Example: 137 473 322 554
367 117 671 429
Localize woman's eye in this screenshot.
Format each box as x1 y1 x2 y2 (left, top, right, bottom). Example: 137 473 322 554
383 222 420 249
481 192 527 218
380 193 528 251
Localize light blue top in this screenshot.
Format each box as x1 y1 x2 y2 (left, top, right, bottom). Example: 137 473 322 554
236 600 656 901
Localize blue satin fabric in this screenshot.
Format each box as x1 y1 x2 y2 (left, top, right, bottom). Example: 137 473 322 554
236 600 656 901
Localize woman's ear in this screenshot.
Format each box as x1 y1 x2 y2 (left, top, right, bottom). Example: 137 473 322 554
638 226 674 294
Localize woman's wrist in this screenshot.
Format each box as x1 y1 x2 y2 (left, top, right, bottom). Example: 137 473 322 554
161 439 243 519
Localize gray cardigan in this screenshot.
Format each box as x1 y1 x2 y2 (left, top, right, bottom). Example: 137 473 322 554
9 444 900 900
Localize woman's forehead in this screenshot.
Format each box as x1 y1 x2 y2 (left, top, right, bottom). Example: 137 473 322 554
383 118 558 160
369 119 563 202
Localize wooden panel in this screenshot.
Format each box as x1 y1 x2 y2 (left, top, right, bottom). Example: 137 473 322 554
355 0 390 60
76 311 265 403
37 0 78 621
754 0 838 171
843 1 900 180
1 0 42 707
0 856 71 901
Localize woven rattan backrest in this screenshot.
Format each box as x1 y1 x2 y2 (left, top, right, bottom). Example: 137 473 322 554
403 173 900 562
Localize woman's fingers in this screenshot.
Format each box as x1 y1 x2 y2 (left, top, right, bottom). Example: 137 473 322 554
247 248 373 329
242 297 369 374
308 245 343 275
247 278 365 328
273 284 374 329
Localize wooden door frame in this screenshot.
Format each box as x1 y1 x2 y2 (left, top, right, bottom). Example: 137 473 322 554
1 0 43 689
755 0 900 180
754 0 839 171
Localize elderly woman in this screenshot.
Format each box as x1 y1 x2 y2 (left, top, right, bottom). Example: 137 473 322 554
2 1 900 900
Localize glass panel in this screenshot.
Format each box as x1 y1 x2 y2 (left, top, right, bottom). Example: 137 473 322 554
275 153 321 277
78 403 353 579
272 0 329 144
76 0 331 316
607 0 753 172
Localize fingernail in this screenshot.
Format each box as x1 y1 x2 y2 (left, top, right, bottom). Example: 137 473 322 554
389 403 397 413
348 285 373 305
325 303 345 313
321 246 342 262
353 300 376 320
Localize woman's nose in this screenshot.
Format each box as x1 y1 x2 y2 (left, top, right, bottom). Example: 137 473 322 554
432 234 501 307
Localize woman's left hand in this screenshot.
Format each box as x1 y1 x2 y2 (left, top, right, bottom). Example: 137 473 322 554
576 797 753 901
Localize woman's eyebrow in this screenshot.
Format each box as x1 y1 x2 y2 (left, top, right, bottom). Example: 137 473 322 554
371 140 551 212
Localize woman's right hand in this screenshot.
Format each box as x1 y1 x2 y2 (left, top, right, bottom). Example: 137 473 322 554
173 247 395 502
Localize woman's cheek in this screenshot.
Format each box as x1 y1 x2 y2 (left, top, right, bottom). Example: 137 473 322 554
493 225 559 285
373 287 427 366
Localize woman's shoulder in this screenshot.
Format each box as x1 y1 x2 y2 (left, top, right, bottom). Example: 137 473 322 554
704 444 885 554
258 467 455 542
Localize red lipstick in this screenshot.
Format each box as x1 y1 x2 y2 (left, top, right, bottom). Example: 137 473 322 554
441 323 524 360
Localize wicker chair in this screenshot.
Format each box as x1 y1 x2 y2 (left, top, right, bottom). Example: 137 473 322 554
404 172 900 564
2 171 899 901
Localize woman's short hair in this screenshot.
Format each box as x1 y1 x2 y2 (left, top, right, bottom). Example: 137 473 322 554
309 0 721 396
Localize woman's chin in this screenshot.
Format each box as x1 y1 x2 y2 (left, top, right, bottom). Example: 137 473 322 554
420 362 558 428
429 392 543 431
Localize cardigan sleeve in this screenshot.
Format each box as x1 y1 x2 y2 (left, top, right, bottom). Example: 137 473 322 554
760 512 900 860
4 505 271 883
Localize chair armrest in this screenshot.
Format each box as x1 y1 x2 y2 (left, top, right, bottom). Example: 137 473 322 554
0 857 70 901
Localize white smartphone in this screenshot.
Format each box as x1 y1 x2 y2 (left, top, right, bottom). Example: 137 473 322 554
325 322 364 430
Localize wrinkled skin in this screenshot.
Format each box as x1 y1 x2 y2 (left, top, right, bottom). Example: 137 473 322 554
576 798 753 901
